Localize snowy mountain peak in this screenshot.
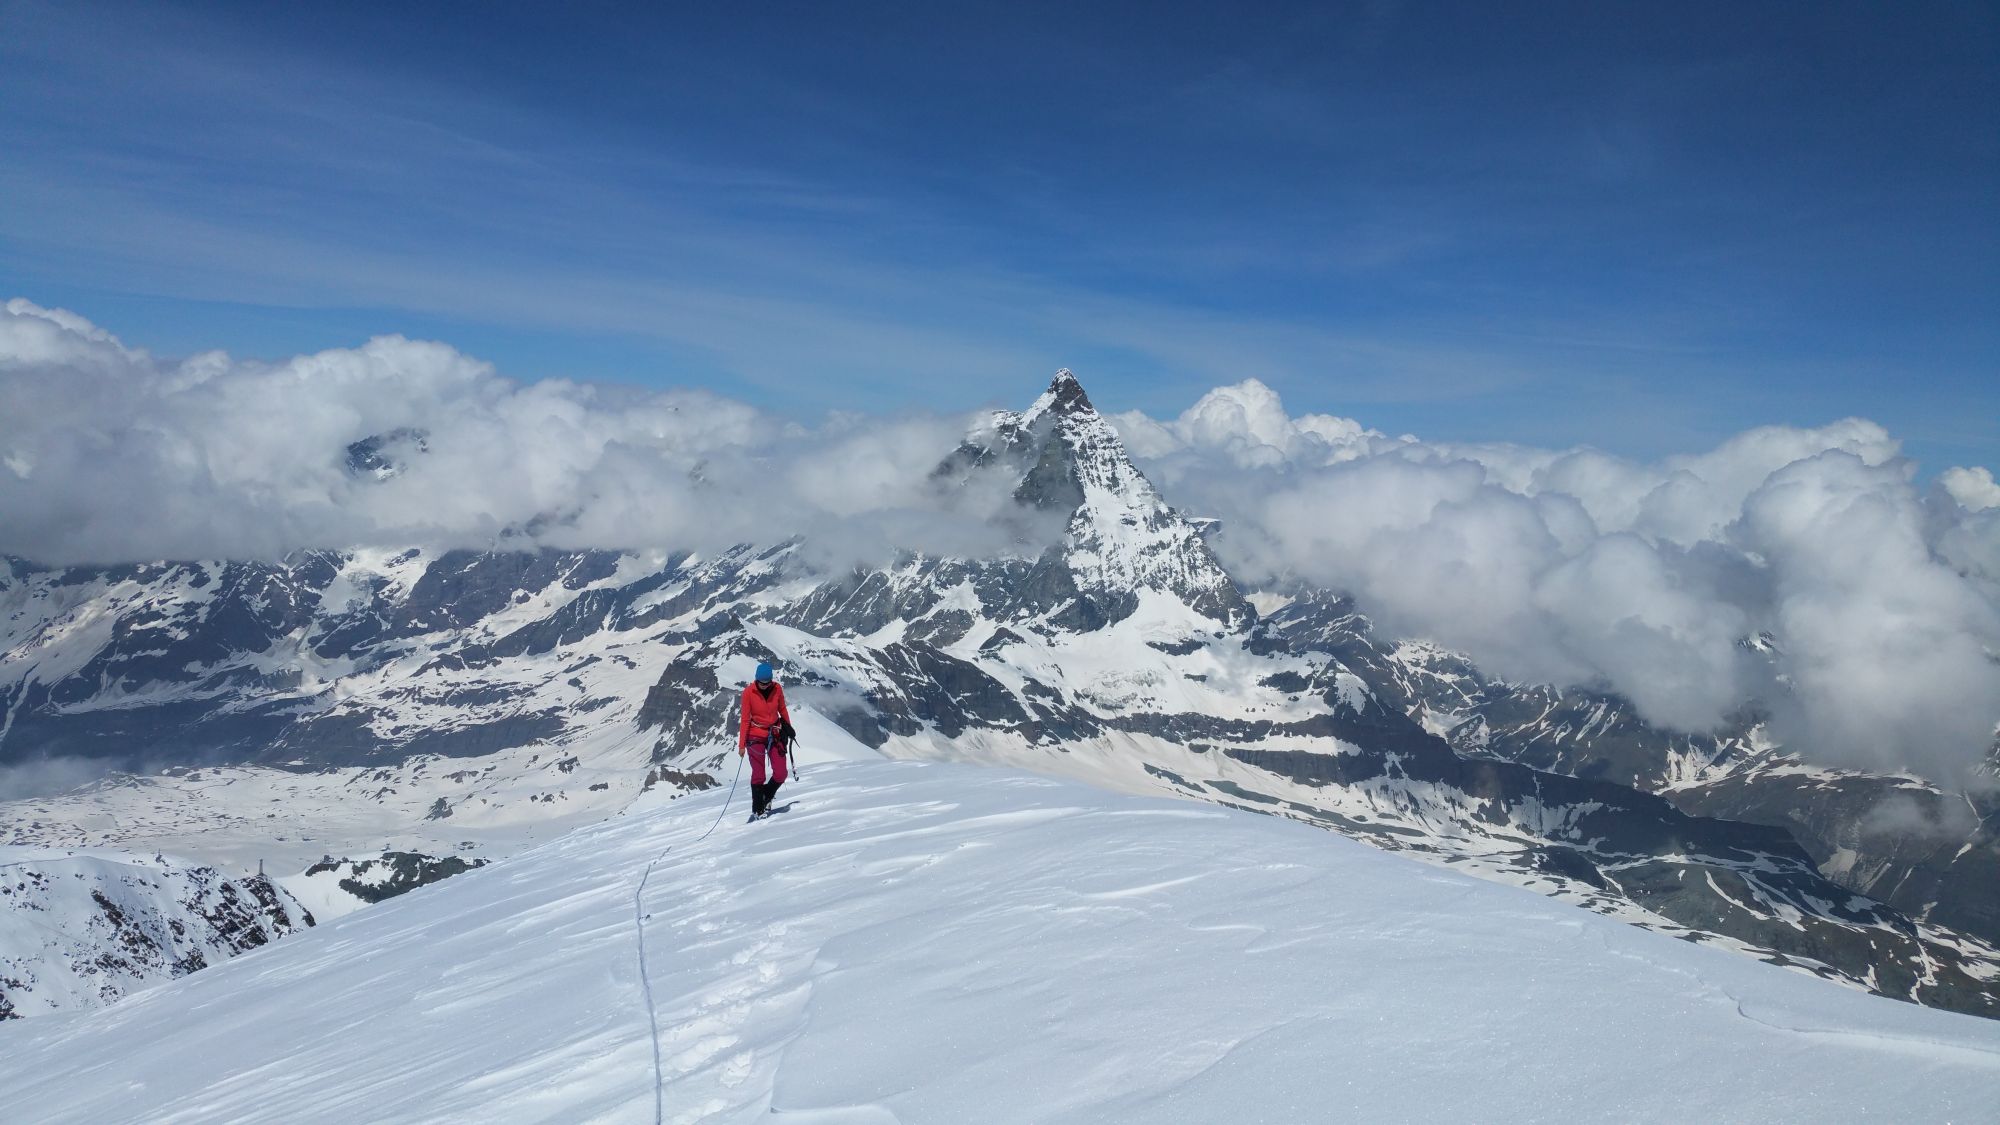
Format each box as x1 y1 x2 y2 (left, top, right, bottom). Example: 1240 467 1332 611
343 427 429 481
1023 368 1094 422
961 371 1250 626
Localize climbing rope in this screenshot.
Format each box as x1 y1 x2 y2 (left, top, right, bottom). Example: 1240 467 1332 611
633 752 743 1125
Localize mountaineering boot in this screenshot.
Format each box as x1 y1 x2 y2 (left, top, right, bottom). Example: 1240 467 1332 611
765 781 783 813
750 782 768 818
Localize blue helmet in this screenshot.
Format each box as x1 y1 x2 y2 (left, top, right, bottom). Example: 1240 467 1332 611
755 661 774 684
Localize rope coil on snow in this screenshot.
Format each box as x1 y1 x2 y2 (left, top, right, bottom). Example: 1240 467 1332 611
633 751 742 1125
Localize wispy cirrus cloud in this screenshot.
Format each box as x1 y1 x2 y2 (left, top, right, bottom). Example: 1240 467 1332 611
5 1 1993 467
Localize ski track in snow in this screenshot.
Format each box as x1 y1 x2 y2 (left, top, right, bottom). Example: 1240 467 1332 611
3 759 2000 1124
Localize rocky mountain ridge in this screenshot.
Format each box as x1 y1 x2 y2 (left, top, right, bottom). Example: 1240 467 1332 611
0 849 311 1020
1259 588 2000 952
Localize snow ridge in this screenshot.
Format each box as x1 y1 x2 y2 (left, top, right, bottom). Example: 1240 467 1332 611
3 761 1998 1124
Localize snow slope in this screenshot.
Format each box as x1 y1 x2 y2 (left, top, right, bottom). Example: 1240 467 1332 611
0 847 310 1020
2 760 1996 1124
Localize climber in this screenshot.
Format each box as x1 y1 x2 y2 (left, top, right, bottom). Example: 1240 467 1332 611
738 661 794 818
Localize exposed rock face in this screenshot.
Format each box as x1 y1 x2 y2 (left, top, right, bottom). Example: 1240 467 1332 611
298 851 487 906
1670 769 2000 947
0 851 312 1020
929 371 1249 630
1008 371 1252 629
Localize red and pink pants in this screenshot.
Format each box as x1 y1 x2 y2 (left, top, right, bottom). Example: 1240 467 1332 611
747 731 789 786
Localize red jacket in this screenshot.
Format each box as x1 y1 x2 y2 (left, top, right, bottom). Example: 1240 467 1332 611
739 681 792 749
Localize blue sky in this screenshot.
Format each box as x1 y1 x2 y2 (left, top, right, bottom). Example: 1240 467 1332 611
2 0 1994 467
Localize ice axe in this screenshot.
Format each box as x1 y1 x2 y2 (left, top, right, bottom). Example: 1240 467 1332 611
781 717 802 780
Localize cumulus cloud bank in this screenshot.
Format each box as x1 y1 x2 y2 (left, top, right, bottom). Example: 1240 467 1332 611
5 300 1997 784
1113 380 2000 787
0 299 1044 571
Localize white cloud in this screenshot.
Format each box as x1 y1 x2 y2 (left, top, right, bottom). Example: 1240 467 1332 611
1859 792 1983 841
0 300 1037 570
1109 378 1392 470
0 756 124 802
1113 379 2000 786
6 303 1996 786
1942 466 2000 513
1736 451 2000 781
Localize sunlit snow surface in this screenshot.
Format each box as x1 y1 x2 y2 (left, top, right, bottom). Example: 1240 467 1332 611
3 760 1997 1124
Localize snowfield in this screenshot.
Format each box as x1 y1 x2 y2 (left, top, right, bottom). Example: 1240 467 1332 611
2 759 1997 1124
